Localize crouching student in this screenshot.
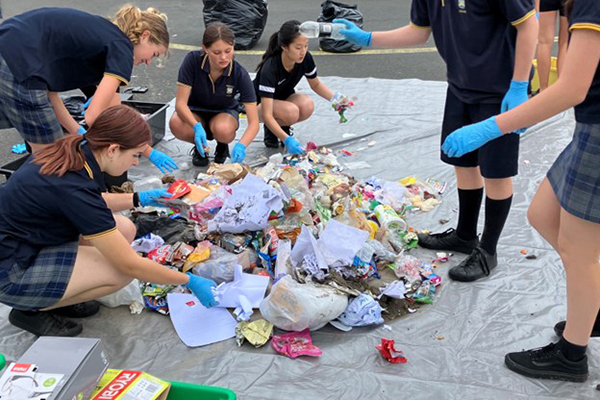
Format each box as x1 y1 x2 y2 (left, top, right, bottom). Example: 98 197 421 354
0 5 178 173
169 22 259 166
0 105 218 337
254 20 349 153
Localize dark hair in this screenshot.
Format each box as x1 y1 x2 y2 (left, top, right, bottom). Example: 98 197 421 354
256 20 301 71
34 105 152 176
203 22 235 48
563 0 574 17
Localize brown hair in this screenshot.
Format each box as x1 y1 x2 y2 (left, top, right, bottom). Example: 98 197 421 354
34 105 152 177
563 0 574 17
112 4 169 49
203 22 235 48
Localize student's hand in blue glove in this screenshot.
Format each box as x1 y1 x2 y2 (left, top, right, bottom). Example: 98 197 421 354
501 80 528 133
81 96 93 116
138 188 173 208
230 143 246 163
11 143 27 154
194 122 208 157
77 126 87 135
442 116 503 158
333 18 372 47
185 273 218 308
284 136 305 155
148 149 178 173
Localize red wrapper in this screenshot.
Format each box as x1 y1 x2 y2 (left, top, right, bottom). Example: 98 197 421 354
376 339 407 364
148 245 171 264
306 142 318 152
167 179 191 199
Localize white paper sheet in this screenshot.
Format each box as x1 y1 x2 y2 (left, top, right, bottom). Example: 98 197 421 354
318 219 369 266
167 293 237 347
214 265 270 309
290 226 329 279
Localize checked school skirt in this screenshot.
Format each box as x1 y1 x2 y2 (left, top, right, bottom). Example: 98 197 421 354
547 122 600 223
0 241 78 311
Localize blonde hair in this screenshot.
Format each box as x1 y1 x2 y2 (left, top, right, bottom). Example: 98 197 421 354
112 4 169 49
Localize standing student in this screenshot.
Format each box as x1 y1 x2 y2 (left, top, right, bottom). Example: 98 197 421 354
254 20 348 153
0 6 178 173
338 0 538 282
442 0 600 382
0 105 218 337
169 22 259 166
538 0 569 91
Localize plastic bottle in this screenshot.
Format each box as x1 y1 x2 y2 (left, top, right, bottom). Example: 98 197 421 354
299 21 345 40
374 205 407 232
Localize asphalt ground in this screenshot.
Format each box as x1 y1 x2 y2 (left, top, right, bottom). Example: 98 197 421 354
0 0 557 176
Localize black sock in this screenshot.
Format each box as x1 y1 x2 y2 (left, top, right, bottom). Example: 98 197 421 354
456 188 484 241
480 196 513 255
557 337 587 362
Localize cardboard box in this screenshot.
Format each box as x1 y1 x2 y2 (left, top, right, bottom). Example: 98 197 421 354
89 369 170 400
0 337 109 400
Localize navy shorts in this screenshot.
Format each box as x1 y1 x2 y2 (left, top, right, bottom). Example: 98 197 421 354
0 54 64 145
191 109 239 141
540 0 565 16
547 123 600 223
0 241 78 311
440 89 520 179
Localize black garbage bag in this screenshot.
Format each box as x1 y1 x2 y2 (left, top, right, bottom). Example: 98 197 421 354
203 0 268 50
132 214 197 245
60 95 86 119
318 0 363 53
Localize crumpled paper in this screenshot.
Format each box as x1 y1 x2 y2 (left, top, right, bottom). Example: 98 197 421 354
335 294 384 328
236 319 273 347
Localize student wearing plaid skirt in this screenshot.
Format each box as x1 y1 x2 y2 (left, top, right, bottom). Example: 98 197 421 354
0 5 177 173
443 0 600 382
0 105 218 337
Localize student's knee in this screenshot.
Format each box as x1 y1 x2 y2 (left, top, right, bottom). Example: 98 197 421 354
211 121 236 143
527 202 544 231
297 98 314 121
279 104 300 126
115 215 136 243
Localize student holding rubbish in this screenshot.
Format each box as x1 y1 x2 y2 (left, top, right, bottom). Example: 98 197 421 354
0 105 218 337
0 5 178 173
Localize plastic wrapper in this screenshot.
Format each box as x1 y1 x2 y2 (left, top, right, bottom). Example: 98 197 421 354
192 246 258 284
131 233 164 254
189 196 224 223
274 239 292 280
271 329 322 358
206 163 250 184
148 245 171 264
182 241 211 273
259 275 348 331
144 296 169 315
376 339 407 364
97 279 144 309
235 319 273 347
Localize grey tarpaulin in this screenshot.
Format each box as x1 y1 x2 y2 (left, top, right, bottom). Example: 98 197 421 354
1 76 593 399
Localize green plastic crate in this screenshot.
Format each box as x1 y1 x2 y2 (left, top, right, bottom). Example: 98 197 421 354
167 381 236 400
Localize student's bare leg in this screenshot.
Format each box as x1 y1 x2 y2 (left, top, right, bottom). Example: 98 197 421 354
287 94 314 122
527 178 561 250
538 11 557 91
169 111 206 144
210 113 239 144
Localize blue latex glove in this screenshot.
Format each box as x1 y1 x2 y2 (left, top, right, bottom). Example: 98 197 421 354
284 136 305 155
184 273 218 308
138 188 173 207
442 116 503 158
11 143 27 154
77 126 87 135
501 80 528 133
333 18 372 47
194 122 208 157
81 96 93 115
230 142 246 163
148 149 178 173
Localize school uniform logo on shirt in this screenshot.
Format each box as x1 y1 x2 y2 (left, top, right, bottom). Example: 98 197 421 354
457 0 466 13
226 85 234 96
278 78 287 85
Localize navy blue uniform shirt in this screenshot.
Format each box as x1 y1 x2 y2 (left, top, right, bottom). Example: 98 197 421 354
411 0 535 104
0 143 116 269
0 8 133 91
569 0 600 124
177 51 256 113
253 52 318 101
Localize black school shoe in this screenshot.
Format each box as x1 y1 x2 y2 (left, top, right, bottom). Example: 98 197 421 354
9 309 83 337
554 320 600 338
263 125 279 148
417 228 479 254
50 300 100 318
214 143 230 164
191 147 209 167
505 342 589 382
448 247 497 282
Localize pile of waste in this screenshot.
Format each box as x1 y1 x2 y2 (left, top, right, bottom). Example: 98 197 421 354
103 146 447 359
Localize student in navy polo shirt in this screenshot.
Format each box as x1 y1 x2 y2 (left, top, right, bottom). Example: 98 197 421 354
0 6 178 173
338 1 538 282
538 0 569 92
254 20 349 153
169 22 259 167
0 105 218 337
443 0 600 382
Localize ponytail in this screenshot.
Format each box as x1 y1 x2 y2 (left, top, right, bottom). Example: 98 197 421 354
112 4 170 49
34 105 152 177
256 20 301 71
563 0 574 17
